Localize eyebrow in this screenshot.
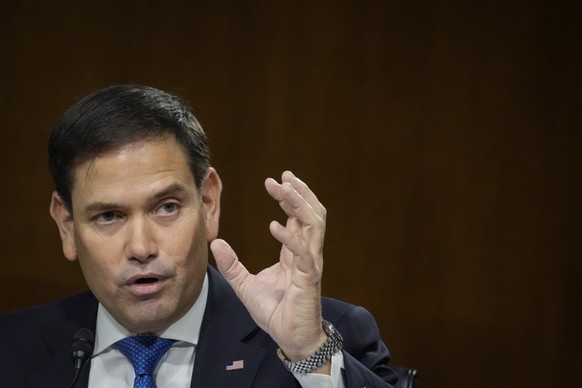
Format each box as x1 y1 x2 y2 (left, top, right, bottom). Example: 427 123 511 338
81 183 192 215
151 183 190 201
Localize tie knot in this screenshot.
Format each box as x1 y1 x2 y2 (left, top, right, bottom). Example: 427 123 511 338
116 336 176 377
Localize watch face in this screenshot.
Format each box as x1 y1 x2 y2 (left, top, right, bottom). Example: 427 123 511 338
323 320 343 343
322 319 334 334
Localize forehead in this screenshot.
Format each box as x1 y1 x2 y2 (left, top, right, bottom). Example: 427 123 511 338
70 137 197 206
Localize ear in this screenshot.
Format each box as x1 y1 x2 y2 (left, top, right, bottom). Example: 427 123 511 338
49 192 78 262
200 167 222 241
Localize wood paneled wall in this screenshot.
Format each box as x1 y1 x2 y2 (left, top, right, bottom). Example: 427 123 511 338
1 1 580 386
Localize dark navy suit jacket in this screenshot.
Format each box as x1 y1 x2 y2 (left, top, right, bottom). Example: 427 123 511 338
0 266 397 387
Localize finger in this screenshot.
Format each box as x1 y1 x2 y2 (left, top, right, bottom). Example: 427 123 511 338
269 220 323 278
265 181 326 266
279 181 324 233
269 220 308 255
265 173 327 229
265 179 320 226
210 238 252 293
281 171 326 218
265 173 326 271
264 179 296 220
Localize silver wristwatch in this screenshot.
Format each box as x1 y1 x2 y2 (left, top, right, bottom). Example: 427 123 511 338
278 320 344 375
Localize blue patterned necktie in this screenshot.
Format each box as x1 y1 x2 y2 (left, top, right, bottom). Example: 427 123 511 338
115 335 177 388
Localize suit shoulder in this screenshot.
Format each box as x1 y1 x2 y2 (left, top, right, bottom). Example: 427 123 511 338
0 291 97 335
321 296 376 323
321 297 388 352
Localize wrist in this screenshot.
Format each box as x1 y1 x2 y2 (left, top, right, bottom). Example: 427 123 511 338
280 329 328 361
277 320 343 375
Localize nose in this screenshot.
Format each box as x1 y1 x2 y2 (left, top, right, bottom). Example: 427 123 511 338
125 215 158 263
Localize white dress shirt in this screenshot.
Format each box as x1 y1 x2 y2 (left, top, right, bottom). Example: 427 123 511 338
88 273 344 387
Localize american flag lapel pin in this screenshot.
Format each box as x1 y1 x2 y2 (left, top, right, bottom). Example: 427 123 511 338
226 359 244 371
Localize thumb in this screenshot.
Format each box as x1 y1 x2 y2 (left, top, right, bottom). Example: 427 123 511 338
210 238 251 291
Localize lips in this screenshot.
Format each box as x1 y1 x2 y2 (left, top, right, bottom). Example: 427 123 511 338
126 273 169 297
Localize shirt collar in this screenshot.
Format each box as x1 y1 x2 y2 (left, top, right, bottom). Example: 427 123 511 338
93 272 208 355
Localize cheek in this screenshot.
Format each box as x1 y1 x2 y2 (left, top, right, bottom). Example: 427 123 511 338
171 220 209 270
75 233 118 282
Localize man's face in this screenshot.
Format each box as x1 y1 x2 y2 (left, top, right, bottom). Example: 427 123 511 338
50 136 221 333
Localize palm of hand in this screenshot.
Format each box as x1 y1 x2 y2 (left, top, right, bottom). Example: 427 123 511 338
210 171 327 359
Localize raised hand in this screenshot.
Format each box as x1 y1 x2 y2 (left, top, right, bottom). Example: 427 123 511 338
210 170 328 363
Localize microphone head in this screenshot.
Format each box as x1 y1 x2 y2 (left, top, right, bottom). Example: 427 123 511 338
71 328 94 359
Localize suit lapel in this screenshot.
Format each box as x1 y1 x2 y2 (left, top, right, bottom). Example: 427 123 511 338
191 266 266 388
30 269 264 387
26 292 98 388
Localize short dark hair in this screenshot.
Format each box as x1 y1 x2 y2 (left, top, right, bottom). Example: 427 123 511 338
48 85 210 211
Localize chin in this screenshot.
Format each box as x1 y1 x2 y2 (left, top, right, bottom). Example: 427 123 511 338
123 303 176 334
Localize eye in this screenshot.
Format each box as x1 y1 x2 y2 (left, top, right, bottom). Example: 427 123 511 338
162 203 177 213
95 211 120 224
156 201 180 215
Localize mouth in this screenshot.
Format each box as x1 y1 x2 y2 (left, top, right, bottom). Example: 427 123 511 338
134 277 160 284
127 272 166 284
126 274 168 297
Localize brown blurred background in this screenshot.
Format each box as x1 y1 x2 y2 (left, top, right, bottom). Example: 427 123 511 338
1 1 580 386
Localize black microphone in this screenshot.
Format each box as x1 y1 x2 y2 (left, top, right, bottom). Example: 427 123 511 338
67 328 94 388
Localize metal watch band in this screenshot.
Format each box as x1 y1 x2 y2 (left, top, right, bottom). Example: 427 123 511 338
278 320 344 375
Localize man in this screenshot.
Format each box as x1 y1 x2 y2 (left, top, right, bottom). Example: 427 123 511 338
0 85 397 387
